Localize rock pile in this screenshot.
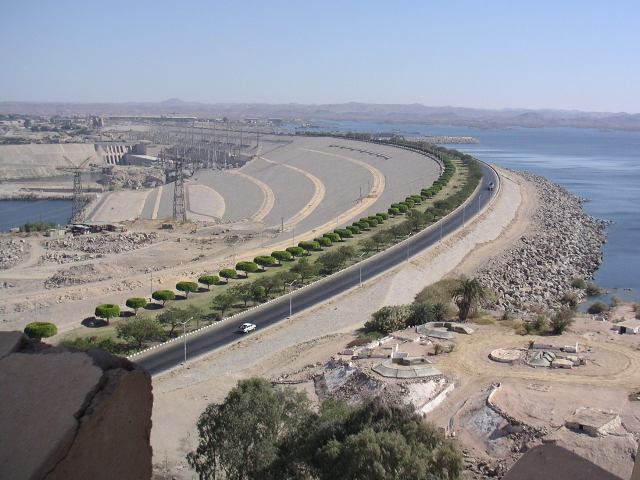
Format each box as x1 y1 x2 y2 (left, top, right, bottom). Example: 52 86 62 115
44 232 158 255
0 238 28 270
38 251 94 265
476 172 609 312
45 264 114 289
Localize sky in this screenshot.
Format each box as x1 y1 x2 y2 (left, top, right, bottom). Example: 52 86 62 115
1 0 638 112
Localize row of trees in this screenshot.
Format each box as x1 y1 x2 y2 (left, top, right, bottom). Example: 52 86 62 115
187 378 462 480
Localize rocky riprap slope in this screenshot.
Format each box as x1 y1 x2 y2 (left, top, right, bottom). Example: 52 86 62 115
44 232 158 255
476 172 609 312
0 238 28 270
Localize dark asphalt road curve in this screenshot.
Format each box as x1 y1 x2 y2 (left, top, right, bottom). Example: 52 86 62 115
135 161 498 374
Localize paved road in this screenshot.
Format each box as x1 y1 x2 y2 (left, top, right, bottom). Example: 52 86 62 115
135 161 498 375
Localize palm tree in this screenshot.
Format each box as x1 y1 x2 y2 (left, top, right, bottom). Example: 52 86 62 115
451 278 486 321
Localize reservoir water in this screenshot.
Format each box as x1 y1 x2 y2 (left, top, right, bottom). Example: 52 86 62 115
304 121 640 300
0 199 72 232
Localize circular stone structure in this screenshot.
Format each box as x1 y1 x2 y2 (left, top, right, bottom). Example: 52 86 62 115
372 360 441 379
489 348 523 364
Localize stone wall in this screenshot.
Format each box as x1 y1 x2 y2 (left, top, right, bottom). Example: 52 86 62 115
0 331 153 479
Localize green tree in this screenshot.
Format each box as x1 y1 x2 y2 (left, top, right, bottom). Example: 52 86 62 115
372 229 393 247
125 297 148 315
588 301 608 314
116 316 163 348
286 246 305 257
198 275 219 291
157 306 200 337
451 278 486 321
212 292 237 317
230 283 254 307
176 281 199 298
236 261 259 278
219 269 237 283
271 251 293 264
254 255 277 270
187 378 312 480
273 270 298 295
94 304 120 325
250 284 267 304
291 258 317 284
24 322 57 340
152 289 176 306
252 275 281 298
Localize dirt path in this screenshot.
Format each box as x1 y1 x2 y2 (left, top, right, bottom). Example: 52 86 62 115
260 155 326 230
151 185 163 220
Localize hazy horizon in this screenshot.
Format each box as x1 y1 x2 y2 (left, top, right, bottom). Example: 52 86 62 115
2 0 639 113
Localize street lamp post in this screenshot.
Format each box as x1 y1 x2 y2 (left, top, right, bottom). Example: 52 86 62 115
178 316 193 364
286 280 297 318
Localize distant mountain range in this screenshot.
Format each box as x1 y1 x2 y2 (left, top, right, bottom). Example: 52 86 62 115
2 99 639 131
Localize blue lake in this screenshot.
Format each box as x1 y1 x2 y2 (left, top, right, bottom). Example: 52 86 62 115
0 199 72 231
304 121 640 300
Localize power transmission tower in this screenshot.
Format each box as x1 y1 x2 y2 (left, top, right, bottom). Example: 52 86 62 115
172 158 186 222
71 170 85 223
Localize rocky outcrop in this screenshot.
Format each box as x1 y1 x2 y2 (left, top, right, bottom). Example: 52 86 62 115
0 332 153 479
477 172 609 312
0 238 28 269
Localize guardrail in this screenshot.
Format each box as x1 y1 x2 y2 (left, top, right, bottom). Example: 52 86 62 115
129 145 499 362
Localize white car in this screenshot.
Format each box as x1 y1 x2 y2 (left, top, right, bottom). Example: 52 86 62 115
239 323 256 333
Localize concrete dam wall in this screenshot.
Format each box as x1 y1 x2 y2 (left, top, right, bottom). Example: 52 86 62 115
0 143 133 181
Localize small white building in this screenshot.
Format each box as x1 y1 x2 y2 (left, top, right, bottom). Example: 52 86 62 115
617 319 640 335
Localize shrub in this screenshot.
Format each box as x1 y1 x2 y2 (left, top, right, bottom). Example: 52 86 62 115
176 281 199 297
271 251 293 264
254 255 277 269
324 232 341 242
346 225 360 234
403 199 415 208
24 322 57 339
365 305 409 334
388 207 400 216
550 307 575 334
560 291 579 309
298 241 317 254
236 261 259 277
95 304 120 324
152 290 175 306
365 217 378 227
315 236 332 247
356 220 370 230
19 221 56 233
125 297 148 314
588 301 608 315
286 246 305 257
396 203 409 213
586 282 601 296
198 275 219 289
335 228 352 239
571 277 587 289
219 268 237 282
377 212 389 220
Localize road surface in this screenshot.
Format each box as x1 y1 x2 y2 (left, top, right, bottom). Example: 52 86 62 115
134 160 498 374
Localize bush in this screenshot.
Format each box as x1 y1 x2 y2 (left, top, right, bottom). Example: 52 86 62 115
315 236 332 247
152 290 175 306
346 225 361 235
396 203 409 213
125 297 148 314
388 207 400 216
550 307 575 334
254 255 277 269
586 282 601 296
236 261 259 277
365 305 409 334
588 301 608 315
95 304 121 324
335 228 352 239
356 220 370 230
198 275 219 290
219 268 237 282
364 217 379 227
324 232 342 243
19 220 56 233
271 251 293 264
298 240 318 254
560 291 579 309
377 212 389 220
571 277 587 289
24 322 57 339
286 246 305 257
176 281 199 297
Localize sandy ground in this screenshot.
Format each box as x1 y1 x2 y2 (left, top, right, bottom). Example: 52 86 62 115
86 189 150 222
149 166 524 476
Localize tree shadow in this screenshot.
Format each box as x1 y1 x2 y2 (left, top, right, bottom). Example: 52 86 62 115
197 287 210 293
144 303 164 310
81 317 108 328
176 294 188 300
120 311 135 318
